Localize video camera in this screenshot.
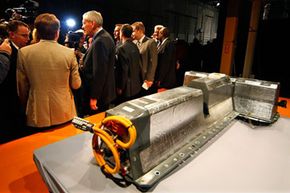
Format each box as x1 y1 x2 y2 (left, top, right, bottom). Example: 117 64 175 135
65 30 84 49
4 0 39 23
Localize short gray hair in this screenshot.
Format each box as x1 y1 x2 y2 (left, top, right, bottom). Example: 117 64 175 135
154 25 164 31
82 10 103 26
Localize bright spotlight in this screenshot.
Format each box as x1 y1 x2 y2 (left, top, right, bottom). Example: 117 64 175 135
66 18 76 28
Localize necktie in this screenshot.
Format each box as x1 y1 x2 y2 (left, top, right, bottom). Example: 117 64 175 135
137 40 141 47
157 41 161 49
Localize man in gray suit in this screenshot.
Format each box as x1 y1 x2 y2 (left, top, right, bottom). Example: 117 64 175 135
17 13 81 128
131 21 158 95
82 10 116 114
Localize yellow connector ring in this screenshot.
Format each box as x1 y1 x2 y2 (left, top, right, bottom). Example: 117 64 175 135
92 128 120 174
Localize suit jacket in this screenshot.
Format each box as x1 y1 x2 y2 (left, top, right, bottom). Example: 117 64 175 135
0 52 10 84
116 40 142 98
156 38 177 88
0 43 26 130
82 29 116 108
134 36 158 81
17 40 81 127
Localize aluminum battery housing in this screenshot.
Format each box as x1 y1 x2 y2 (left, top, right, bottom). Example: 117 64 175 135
233 78 280 123
106 86 204 181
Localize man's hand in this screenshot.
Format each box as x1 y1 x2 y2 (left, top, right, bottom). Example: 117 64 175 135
90 98 98 110
116 88 123 95
176 60 180 70
0 39 12 56
144 80 153 88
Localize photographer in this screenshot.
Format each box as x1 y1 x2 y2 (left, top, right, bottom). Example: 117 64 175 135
64 29 87 117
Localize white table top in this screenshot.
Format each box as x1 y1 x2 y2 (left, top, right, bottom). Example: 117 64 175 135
34 118 290 193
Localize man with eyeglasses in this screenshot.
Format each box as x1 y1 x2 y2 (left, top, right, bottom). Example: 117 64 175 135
8 20 30 49
0 20 30 143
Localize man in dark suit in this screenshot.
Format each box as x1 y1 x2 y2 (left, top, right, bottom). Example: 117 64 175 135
81 10 116 115
131 21 157 95
115 24 142 104
0 20 30 143
155 27 177 91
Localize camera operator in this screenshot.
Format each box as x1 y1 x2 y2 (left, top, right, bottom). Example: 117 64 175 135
64 29 87 117
64 29 87 64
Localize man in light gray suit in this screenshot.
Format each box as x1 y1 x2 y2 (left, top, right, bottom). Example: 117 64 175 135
131 21 158 95
17 13 81 128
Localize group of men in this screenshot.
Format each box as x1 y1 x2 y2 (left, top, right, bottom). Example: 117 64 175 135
114 22 177 98
0 10 178 143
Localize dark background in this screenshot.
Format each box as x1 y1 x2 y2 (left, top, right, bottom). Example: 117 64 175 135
1 0 290 97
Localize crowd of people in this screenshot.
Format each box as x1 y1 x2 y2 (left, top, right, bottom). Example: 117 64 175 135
0 10 220 143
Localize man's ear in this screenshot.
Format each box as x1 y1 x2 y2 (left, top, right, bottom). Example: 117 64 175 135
92 21 96 28
9 31 15 39
92 21 100 29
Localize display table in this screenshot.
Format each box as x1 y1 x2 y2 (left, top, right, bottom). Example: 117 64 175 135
0 113 105 193
33 117 290 193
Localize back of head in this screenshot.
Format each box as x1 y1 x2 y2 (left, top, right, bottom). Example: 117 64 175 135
121 24 133 38
154 25 163 32
34 13 60 40
82 10 103 26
